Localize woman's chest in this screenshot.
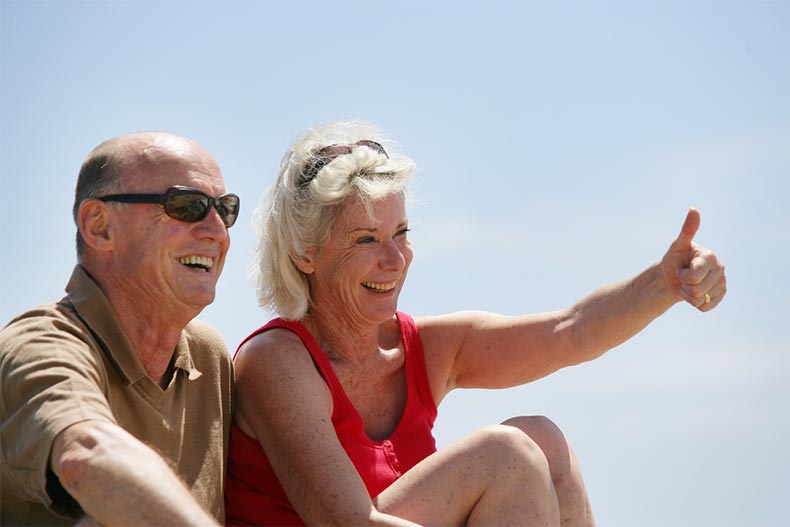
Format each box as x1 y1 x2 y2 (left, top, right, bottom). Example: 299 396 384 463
332 352 408 441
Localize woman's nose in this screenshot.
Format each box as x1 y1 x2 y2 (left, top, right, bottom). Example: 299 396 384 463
380 239 406 271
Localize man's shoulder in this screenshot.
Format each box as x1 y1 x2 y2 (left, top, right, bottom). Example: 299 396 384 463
1 299 83 351
3 297 74 323
184 318 225 344
0 299 108 388
183 319 230 361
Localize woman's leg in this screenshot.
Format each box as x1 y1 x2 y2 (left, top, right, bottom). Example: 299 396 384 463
375 424 560 526
502 416 595 526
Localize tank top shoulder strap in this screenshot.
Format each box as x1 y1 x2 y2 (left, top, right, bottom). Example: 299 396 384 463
396 311 438 419
234 318 344 399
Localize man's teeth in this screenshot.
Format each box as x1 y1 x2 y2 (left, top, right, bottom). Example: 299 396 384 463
178 255 214 271
362 281 397 292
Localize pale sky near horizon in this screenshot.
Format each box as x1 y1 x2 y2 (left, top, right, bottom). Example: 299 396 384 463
2 1 788 525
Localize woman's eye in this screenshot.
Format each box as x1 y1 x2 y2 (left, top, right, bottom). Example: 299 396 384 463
357 236 376 244
396 228 411 238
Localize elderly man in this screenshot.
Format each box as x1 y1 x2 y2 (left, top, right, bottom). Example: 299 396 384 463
1 132 238 525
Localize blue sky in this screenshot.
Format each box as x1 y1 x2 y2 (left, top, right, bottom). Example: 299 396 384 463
2 1 788 525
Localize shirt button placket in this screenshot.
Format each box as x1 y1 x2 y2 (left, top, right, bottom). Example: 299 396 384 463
382 440 401 474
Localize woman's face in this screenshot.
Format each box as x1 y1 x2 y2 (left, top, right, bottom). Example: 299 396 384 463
305 193 413 326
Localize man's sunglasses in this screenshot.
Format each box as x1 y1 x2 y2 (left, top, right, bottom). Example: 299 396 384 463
298 140 389 189
98 186 240 228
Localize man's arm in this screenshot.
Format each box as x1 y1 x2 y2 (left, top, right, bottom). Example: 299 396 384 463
51 420 220 526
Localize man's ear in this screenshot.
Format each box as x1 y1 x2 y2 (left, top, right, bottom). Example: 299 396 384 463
78 200 114 252
290 249 315 275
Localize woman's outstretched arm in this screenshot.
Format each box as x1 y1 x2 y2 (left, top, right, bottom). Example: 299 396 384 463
418 208 727 398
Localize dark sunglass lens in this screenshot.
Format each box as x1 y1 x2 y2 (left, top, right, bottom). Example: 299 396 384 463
165 193 210 222
216 195 240 227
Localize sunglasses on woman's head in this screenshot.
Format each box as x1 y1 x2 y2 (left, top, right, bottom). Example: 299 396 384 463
98 185 240 228
298 140 389 189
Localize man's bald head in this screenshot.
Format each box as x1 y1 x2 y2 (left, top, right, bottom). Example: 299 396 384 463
72 132 214 257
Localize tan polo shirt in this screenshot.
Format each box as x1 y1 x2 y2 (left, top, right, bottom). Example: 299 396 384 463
1 265 233 525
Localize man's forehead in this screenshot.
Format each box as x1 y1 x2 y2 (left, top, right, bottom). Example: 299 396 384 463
122 135 214 171
103 132 197 161
130 135 196 162
116 137 222 188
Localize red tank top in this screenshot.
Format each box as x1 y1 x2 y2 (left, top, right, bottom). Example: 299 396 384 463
225 312 438 526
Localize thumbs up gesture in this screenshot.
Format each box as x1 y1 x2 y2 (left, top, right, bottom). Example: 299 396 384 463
661 208 727 311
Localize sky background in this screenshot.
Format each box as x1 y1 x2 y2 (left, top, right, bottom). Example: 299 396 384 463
1 0 788 525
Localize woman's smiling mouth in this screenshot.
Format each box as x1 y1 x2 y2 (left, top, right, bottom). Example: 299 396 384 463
177 255 214 272
361 281 397 292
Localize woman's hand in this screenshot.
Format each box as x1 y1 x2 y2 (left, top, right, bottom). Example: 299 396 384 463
661 208 727 311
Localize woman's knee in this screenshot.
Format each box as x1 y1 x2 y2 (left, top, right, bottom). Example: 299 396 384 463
485 418 593 524
503 415 590 492
502 415 582 480
503 415 564 442
475 424 552 480
502 416 572 459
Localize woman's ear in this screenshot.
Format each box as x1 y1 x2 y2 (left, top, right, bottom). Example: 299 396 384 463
78 200 114 252
290 249 315 275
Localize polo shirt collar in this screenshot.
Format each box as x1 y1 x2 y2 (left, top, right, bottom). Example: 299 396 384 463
65 265 202 384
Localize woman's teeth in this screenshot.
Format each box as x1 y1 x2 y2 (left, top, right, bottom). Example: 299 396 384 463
362 281 397 292
178 255 214 272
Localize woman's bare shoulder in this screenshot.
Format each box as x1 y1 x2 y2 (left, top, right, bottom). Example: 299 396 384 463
236 327 309 362
233 325 332 434
233 326 324 393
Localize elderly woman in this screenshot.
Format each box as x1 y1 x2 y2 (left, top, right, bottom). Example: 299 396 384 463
225 122 726 526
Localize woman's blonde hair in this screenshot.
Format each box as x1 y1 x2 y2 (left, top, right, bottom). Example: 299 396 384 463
253 121 417 320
